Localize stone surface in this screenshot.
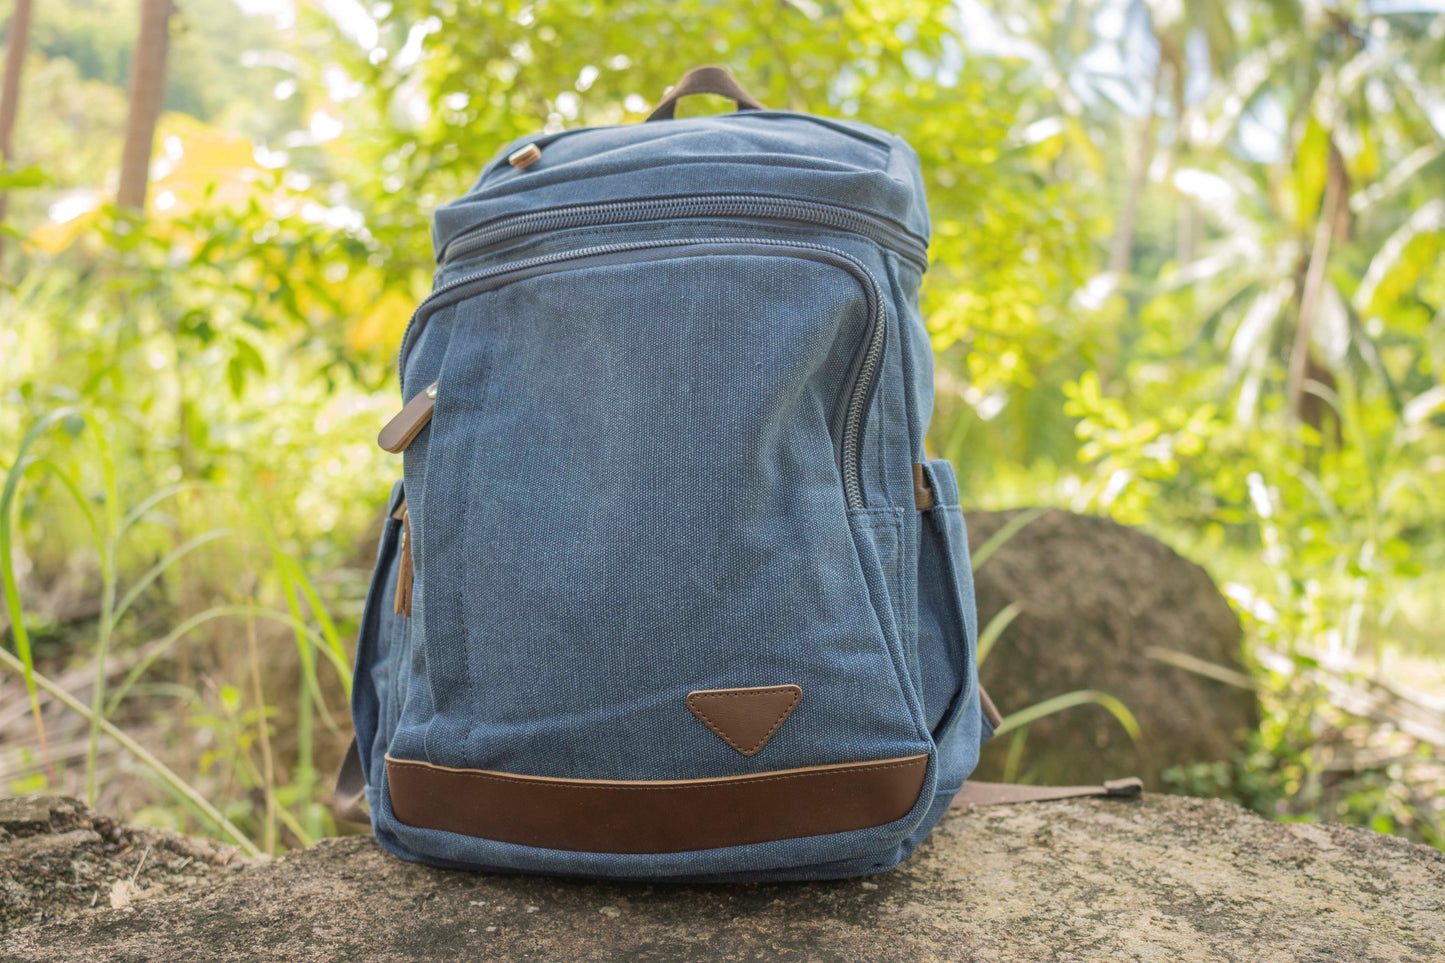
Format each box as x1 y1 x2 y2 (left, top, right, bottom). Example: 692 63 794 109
967 509 1260 787
0 796 247 934
2 793 1443 961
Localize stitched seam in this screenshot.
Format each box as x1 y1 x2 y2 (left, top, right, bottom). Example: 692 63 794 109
686 687 801 754
385 756 924 790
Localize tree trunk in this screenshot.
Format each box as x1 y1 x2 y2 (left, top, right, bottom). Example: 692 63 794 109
1108 62 1165 279
0 0 35 265
1287 138 1349 420
117 0 174 211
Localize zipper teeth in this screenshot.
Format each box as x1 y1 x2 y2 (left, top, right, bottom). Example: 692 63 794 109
438 196 929 272
400 238 709 377
840 311 884 510
400 237 885 509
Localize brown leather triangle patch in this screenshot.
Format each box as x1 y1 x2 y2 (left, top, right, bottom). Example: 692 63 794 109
686 685 802 757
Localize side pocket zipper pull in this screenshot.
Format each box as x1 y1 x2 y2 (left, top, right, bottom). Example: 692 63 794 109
912 462 935 510
378 382 438 453
394 506 414 617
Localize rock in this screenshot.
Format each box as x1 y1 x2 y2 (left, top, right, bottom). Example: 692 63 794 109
966 509 1259 787
0 796 249 934
1 793 1442 961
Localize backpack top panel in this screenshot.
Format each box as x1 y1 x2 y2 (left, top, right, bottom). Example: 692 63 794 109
430 112 931 265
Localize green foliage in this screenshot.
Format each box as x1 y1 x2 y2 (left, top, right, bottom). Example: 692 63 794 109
315 0 1092 340
1 0 1442 851
2 137 390 847
16 0 305 131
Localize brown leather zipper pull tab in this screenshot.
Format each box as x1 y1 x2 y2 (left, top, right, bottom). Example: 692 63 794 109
912 463 935 510
393 504 414 617
378 382 438 453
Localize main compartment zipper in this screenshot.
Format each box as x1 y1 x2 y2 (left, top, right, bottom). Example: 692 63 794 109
436 194 930 274
398 238 887 509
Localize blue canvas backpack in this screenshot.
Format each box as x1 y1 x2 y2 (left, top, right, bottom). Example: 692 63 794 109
337 67 1139 882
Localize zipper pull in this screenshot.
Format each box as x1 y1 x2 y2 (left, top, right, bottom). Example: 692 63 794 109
508 143 542 169
393 505 414 617
912 463 935 510
378 382 438 453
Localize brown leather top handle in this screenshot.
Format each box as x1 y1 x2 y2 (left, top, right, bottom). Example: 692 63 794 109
645 65 764 121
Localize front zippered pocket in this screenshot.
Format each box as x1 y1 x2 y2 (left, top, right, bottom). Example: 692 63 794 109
436 194 929 273
399 238 888 509
387 242 932 814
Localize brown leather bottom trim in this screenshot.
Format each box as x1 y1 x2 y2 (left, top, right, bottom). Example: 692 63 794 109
385 753 929 854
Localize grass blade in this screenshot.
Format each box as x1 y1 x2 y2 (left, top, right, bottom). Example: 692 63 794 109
1144 646 1258 690
994 688 1142 742
117 481 204 540
971 507 1048 573
106 604 345 716
977 601 1022 665
81 411 119 808
1002 728 1029 784
111 529 236 626
1 407 88 776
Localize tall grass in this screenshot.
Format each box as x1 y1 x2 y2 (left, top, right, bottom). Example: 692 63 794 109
0 405 355 855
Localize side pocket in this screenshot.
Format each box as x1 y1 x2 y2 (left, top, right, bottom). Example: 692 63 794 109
351 480 407 787
846 505 912 684
915 459 983 790
846 506 929 737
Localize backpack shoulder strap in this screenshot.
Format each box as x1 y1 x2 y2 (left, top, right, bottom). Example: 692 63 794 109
959 683 1143 808
949 777 1143 809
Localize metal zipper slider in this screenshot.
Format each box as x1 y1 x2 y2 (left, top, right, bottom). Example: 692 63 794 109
378 382 438 453
508 144 542 169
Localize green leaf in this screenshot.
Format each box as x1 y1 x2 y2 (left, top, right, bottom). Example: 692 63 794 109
226 357 246 398
232 337 266 374
0 165 51 190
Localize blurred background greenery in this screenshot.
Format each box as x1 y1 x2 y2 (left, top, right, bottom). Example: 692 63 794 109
0 0 1441 855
